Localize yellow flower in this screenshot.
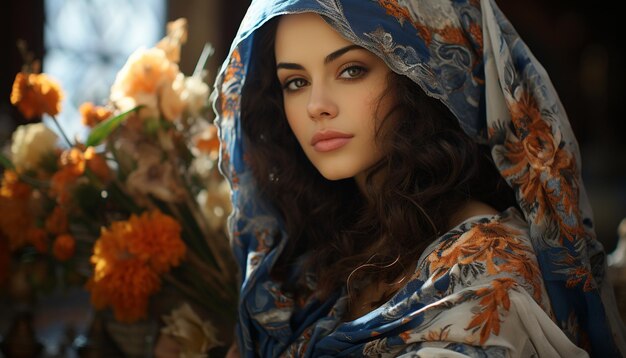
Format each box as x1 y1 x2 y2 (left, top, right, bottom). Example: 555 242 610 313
10 72 64 119
53 234 75 261
79 102 112 128
10 123 59 173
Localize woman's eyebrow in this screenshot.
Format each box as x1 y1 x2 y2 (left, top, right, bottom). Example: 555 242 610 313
324 44 363 64
276 44 364 71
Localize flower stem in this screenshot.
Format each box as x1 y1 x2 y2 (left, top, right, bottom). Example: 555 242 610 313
50 115 73 147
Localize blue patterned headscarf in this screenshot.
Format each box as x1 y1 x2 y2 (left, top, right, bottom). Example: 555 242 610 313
213 0 626 356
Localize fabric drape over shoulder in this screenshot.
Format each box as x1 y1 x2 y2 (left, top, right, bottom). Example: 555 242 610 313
212 0 626 356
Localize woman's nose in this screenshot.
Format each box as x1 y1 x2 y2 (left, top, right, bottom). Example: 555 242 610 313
306 84 338 120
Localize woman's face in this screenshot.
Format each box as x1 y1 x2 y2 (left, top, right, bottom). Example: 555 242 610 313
274 13 394 183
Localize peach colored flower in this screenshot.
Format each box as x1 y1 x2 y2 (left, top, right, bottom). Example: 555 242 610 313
110 47 184 120
10 72 64 119
79 102 112 128
53 234 75 261
156 18 188 63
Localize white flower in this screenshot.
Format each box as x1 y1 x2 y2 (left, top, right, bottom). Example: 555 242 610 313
181 76 210 117
161 303 221 358
10 123 58 172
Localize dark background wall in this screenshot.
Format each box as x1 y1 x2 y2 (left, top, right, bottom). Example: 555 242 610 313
1 0 624 250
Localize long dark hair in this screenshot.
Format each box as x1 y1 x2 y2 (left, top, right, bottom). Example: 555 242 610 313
240 18 516 302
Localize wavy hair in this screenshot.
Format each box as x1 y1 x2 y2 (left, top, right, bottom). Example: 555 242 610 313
240 18 516 302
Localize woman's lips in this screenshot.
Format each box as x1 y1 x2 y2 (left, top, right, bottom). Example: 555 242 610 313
311 130 354 152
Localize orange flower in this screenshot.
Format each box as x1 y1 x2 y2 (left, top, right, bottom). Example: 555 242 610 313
50 167 80 205
84 147 111 183
0 173 34 250
53 234 75 261
87 258 161 323
126 211 185 274
90 220 131 278
0 170 31 200
10 72 64 119
87 210 184 322
45 206 69 235
79 102 112 127
50 147 87 204
59 147 87 176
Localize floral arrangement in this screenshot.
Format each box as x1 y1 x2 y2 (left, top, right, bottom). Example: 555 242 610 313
1 18 237 355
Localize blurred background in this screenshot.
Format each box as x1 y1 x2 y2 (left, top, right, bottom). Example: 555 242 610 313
0 0 624 356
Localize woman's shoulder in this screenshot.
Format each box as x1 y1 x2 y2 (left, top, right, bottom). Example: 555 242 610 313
415 206 551 310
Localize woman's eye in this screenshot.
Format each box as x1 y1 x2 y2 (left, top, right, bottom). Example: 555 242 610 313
339 65 367 79
283 78 308 91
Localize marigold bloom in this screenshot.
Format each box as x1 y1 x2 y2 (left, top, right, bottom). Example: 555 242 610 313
91 220 132 278
53 234 75 261
45 206 69 236
0 175 34 250
125 211 185 273
87 258 161 323
10 72 64 119
79 102 112 127
50 167 80 205
50 147 88 204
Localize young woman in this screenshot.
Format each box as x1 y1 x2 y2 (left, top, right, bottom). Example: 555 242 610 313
213 0 626 356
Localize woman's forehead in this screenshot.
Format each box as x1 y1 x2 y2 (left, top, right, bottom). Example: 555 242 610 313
274 12 353 61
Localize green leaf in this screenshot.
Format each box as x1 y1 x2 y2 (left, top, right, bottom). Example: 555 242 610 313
85 105 143 147
0 152 15 170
